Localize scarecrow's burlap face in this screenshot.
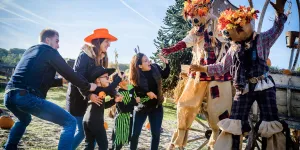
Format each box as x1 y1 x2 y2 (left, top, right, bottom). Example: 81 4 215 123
187 15 210 36
222 22 255 42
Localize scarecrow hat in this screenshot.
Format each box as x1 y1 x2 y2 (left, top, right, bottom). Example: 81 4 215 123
84 28 117 43
218 6 259 31
183 0 212 19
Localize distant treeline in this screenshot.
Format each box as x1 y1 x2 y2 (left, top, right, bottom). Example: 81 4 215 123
0 48 130 71
0 48 26 66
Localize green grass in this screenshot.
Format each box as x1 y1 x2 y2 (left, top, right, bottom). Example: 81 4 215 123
45 86 68 107
162 102 177 121
0 87 5 109
0 75 6 79
0 86 68 109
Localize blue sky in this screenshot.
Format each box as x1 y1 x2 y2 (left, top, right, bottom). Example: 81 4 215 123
0 0 299 69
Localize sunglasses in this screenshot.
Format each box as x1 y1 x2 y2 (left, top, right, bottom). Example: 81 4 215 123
123 76 128 81
99 76 109 80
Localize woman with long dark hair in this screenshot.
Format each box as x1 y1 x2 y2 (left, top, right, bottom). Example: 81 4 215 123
66 28 122 149
129 53 170 150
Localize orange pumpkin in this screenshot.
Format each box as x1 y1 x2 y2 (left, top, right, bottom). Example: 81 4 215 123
98 91 106 99
145 122 150 130
283 69 292 75
0 116 14 129
266 58 271 67
104 122 108 130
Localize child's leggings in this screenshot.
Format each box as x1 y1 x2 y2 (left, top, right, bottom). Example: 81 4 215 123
83 121 108 150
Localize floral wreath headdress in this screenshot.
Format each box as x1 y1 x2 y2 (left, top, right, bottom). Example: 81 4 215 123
218 6 259 32
182 0 212 20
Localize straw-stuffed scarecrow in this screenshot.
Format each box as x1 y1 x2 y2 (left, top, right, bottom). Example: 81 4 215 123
190 0 289 149
162 0 233 149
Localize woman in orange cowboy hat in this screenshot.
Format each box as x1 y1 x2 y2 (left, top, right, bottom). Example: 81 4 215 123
65 28 123 149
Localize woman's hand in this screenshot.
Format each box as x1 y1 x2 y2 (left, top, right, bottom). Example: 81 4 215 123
114 94 123 102
147 92 157 99
90 94 103 106
158 54 169 64
135 97 141 103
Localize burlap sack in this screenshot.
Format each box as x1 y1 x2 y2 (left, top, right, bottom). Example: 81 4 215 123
177 77 208 107
258 121 285 150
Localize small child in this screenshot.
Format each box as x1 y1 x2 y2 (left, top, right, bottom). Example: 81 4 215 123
83 66 123 150
111 72 140 150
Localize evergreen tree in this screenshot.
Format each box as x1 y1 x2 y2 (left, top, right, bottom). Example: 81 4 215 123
151 0 193 92
0 48 8 58
0 48 25 66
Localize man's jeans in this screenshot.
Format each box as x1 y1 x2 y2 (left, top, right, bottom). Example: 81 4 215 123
3 90 76 150
72 116 85 150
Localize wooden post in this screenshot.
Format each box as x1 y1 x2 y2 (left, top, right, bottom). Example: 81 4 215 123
289 48 295 70
248 0 254 8
287 78 292 117
292 49 300 71
293 0 300 71
245 128 259 150
114 49 119 73
252 101 258 122
257 0 271 33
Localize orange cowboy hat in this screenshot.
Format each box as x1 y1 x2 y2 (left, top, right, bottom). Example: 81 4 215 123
84 28 118 43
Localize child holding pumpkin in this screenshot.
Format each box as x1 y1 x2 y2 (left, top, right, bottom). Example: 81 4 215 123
110 72 140 150
83 66 123 150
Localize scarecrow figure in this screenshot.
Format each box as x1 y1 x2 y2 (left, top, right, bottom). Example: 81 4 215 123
190 0 289 149
162 0 233 149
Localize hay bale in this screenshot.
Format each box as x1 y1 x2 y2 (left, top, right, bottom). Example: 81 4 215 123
173 77 188 103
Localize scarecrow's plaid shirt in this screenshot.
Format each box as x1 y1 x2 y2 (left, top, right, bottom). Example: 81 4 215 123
188 35 232 81
207 14 287 77
192 50 233 81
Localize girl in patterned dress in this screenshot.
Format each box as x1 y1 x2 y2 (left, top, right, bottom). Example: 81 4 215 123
111 72 140 150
